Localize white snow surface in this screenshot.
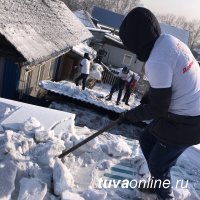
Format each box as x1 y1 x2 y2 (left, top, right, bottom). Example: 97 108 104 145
0 160 17 200
61 190 85 200
0 95 200 200
72 42 97 59
40 80 140 113
17 178 47 200
53 158 74 195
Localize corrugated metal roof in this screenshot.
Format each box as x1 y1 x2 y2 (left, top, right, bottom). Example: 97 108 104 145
0 0 93 65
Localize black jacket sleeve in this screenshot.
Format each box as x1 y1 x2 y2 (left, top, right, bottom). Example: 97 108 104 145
125 87 172 122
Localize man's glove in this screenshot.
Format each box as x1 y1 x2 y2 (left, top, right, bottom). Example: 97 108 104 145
117 111 128 125
120 111 128 119
140 91 149 105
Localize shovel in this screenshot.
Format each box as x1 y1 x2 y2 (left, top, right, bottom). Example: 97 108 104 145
58 116 123 159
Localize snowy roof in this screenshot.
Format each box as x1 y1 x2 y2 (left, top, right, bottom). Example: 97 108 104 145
0 0 92 65
74 9 96 28
160 23 190 45
72 42 97 59
104 33 123 45
88 27 111 33
40 80 139 113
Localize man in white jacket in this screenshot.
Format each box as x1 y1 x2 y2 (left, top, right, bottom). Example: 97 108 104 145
106 66 133 105
75 53 91 90
119 7 200 199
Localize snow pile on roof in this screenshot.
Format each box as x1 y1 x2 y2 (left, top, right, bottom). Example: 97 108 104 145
0 98 200 199
0 160 17 200
0 98 138 199
72 42 97 59
105 33 123 45
0 0 92 65
17 178 47 200
40 80 140 113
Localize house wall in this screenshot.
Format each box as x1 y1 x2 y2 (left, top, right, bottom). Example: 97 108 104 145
1 59 20 99
57 53 81 82
59 54 74 81
90 31 106 44
102 44 144 74
18 58 59 98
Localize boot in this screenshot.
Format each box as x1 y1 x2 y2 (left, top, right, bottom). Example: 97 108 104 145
106 94 112 101
137 181 156 194
116 100 121 105
125 101 129 106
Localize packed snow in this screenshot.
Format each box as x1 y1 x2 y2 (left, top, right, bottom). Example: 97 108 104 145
0 94 200 200
40 80 140 113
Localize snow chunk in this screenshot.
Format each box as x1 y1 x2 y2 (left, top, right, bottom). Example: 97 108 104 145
53 118 75 140
23 117 44 133
81 189 107 200
0 160 17 200
33 140 65 166
97 160 112 170
4 130 35 156
105 136 132 157
18 178 47 200
35 130 54 143
0 125 4 132
53 158 74 196
61 191 85 200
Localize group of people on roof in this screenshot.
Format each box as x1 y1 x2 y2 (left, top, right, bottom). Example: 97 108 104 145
105 66 140 105
75 52 139 106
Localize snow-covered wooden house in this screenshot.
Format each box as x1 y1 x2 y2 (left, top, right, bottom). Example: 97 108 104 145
0 0 92 100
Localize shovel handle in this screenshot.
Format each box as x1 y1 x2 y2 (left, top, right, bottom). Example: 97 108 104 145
58 117 123 158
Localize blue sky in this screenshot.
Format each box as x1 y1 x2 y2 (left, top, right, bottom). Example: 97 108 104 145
141 0 200 20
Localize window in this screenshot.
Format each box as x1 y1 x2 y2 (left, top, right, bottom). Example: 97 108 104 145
122 54 133 66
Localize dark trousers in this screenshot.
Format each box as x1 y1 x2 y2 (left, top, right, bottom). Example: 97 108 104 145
75 73 88 90
110 79 125 102
123 84 132 104
139 121 189 199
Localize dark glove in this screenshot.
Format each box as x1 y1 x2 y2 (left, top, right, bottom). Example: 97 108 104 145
120 111 127 119
117 111 128 125
140 92 149 105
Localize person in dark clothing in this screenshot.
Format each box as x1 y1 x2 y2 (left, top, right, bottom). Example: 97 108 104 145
95 46 107 64
75 53 91 90
122 73 139 106
119 7 200 199
106 66 132 105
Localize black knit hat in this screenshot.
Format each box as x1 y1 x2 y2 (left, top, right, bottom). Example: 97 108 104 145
122 66 129 74
84 53 90 60
119 7 161 62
